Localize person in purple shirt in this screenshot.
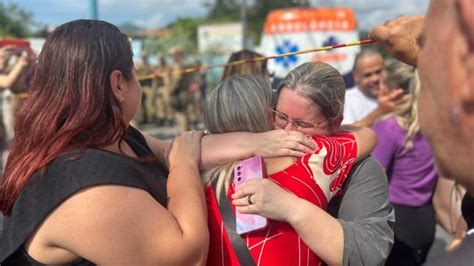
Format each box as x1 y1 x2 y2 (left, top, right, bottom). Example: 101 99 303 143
372 60 438 266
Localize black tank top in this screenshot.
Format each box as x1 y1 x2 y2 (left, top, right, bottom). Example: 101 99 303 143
0 127 169 265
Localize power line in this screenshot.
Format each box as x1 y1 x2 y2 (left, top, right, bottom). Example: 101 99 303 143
138 39 375 80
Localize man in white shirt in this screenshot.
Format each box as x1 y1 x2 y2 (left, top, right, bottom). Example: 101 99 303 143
343 49 406 126
370 0 474 261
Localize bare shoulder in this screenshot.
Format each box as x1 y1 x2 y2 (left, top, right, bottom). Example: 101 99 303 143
26 185 173 264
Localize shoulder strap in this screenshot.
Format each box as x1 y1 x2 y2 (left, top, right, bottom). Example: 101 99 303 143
126 126 154 157
213 180 256 266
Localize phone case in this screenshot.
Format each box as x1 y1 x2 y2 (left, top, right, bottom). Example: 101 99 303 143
233 156 268 235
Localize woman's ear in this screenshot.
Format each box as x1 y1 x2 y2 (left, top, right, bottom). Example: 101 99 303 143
110 70 125 103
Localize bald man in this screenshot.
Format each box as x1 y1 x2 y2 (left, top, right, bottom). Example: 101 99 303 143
370 0 474 263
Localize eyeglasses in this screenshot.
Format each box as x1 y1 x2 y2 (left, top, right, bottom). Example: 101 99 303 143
271 109 326 129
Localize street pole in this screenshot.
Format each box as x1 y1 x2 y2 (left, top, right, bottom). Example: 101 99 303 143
241 0 247 49
89 0 98 20
1 0 5 38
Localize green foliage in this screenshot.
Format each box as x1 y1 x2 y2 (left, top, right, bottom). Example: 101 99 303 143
247 0 300 42
0 3 33 38
118 22 145 37
206 0 240 21
144 0 304 55
168 17 204 51
205 0 301 44
143 17 206 55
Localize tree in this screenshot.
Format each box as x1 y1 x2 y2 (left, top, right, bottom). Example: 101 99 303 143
0 3 33 38
118 22 145 37
248 0 300 42
143 18 206 55
205 0 301 45
206 0 240 21
144 0 305 55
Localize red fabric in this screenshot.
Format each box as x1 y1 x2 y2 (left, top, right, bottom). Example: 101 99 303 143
206 132 357 266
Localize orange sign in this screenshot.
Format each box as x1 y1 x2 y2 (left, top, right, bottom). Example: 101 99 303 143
263 7 357 34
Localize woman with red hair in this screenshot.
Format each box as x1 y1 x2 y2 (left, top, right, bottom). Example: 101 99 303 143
0 20 315 264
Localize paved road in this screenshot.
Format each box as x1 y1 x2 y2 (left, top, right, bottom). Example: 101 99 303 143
427 224 454 260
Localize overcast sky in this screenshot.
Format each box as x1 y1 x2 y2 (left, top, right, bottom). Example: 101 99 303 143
6 0 430 31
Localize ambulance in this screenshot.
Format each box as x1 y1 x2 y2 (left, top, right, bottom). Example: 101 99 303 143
260 7 360 85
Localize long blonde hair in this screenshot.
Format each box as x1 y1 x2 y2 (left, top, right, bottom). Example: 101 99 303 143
203 75 273 200
384 60 420 150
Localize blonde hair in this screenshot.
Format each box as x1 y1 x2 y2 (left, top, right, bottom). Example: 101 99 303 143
203 75 273 199
384 60 420 150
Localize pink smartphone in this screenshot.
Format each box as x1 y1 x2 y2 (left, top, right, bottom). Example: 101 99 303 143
233 156 268 235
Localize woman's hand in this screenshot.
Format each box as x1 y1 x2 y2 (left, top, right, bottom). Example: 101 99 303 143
200 130 317 170
252 129 318 158
233 178 344 265
231 178 300 222
169 130 204 171
17 52 30 68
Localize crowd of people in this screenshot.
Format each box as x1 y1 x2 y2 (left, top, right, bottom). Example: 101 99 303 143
0 0 473 264
135 48 207 134
0 45 36 168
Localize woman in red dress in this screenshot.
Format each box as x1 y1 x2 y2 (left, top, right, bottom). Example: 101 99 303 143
203 62 376 265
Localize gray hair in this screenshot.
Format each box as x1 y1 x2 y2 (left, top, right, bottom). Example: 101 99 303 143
277 61 346 122
204 75 273 134
203 75 273 199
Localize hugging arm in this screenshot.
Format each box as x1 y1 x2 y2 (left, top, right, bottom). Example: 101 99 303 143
144 129 316 171
0 54 29 88
232 178 345 265
341 125 377 161
26 132 208 264
234 158 394 265
231 130 376 265
232 137 390 265
200 129 317 169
